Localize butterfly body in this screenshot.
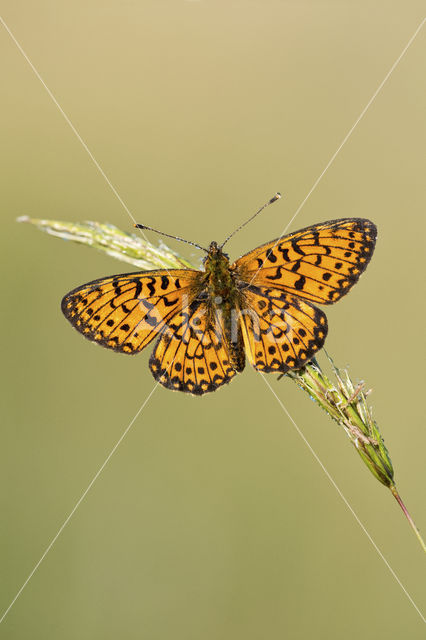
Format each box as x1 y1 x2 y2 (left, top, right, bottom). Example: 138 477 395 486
197 241 247 375
62 218 377 395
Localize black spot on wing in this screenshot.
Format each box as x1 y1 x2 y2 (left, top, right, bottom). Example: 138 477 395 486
147 278 156 296
294 275 306 290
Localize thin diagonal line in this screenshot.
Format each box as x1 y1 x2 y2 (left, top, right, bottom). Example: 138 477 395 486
0 15 156 246
0 380 161 625
281 16 425 236
1 295 196 622
261 373 426 624
248 17 425 288
2 9 424 628
0 18 192 621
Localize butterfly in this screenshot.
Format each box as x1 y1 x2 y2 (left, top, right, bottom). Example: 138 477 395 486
61 198 376 395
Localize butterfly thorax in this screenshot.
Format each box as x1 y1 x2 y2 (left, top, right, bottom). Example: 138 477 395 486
203 241 240 305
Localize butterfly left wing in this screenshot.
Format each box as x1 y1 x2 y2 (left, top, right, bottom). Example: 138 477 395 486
238 285 328 373
150 300 243 395
233 218 376 305
61 269 202 354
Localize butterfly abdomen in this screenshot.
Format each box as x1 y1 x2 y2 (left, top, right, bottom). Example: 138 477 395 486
219 300 245 373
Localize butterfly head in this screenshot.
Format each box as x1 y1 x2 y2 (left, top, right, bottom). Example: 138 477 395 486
204 241 229 264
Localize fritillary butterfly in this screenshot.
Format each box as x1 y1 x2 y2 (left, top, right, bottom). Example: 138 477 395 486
62 214 376 395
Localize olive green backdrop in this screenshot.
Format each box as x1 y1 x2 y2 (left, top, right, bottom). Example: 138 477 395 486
1 2 425 638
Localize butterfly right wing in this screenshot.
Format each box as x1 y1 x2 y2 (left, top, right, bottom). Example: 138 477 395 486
61 269 203 354
238 285 328 373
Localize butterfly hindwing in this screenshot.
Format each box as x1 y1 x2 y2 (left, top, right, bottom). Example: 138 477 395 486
239 285 328 373
150 300 240 395
234 218 376 305
61 269 202 354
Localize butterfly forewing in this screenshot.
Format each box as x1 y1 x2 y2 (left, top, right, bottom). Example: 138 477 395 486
239 286 328 373
150 300 239 395
61 269 202 354
234 218 377 305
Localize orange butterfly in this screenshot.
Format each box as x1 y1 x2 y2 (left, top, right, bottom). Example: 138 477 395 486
62 196 376 395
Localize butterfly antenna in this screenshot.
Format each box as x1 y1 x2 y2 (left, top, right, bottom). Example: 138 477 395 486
134 224 208 253
220 192 282 249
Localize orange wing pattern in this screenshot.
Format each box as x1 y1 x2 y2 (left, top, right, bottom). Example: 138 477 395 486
61 269 202 354
150 301 240 395
239 285 328 373
61 217 377 394
234 218 376 305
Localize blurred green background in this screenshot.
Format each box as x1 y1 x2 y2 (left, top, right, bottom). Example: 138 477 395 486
1 2 425 638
